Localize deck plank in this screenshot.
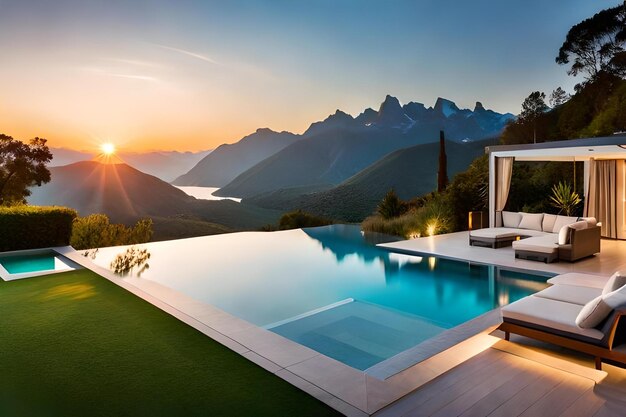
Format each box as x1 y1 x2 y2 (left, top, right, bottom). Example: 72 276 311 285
558 388 605 417
518 376 594 417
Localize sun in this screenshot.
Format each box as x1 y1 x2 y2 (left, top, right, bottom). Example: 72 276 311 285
100 143 116 156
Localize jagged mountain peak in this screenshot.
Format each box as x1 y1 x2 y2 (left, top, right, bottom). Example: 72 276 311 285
434 97 460 117
474 102 485 112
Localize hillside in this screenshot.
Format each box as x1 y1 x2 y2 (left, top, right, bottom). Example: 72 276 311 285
172 128 300 187
246 138 495 222
28 161 281 234
50 148 211 182
215 95 513 198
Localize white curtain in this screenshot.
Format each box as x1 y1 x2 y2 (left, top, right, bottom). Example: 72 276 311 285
495 157 514 212
585 159 617 238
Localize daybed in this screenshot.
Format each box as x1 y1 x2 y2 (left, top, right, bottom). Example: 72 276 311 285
469 211 600 263
498 271 626 370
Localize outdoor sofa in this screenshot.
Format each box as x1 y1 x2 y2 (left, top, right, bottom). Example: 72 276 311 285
498 271 626 370
469 211 600 263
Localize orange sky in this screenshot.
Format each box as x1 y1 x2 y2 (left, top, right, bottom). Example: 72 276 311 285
0 0 606 153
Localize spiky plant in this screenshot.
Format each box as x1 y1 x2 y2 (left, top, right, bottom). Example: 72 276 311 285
549 181 581 216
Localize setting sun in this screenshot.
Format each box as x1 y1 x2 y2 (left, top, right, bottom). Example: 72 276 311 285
100 143 116 156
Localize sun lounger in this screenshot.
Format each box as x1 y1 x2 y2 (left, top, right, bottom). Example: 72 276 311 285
498 271 626 369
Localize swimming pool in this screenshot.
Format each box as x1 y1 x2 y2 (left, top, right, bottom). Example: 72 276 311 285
92 225 550 370
0 250 79 280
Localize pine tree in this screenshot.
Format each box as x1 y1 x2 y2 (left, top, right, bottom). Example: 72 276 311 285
438 130 449 192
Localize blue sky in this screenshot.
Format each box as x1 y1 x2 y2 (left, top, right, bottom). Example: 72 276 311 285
0 0 618 150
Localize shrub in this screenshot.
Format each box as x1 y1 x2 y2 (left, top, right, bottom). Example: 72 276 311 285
377 189 408 219
70 214 153 250
277 210 333 230
361 209 420 238
549 181 582 216
110 246 150 276
0 205 77 251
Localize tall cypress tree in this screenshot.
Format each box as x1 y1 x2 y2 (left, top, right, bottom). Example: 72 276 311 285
437 130 448 192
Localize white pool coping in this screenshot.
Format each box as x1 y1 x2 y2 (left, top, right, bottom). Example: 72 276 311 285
0 247 82 281
46 246 503 416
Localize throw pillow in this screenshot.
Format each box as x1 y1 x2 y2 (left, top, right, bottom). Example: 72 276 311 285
603 271 626 295
518 212 544 231
502 211 522 228
552 215 579 233
558 224 570 245
542 214 557 232
575 295 613 328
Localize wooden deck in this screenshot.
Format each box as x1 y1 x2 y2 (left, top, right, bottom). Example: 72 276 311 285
376 342 626 417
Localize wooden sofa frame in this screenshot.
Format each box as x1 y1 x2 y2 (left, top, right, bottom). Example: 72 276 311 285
498 309 626 370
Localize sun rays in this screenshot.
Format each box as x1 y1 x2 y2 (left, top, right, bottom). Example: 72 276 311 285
95 142 124 164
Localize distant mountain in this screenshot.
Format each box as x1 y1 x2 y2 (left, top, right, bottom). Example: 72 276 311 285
214 95 513 198
28 161 280 234
50 148 211 182
172 128 300 187
246 138 496 222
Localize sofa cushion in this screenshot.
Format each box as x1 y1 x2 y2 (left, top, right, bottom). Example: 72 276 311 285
569 220 588 231
542 214 557 232
552 215 579 233
469 227 522 239
575 295 613 328
502 211 522 228
579 217 598 227
512 235 558 253
602 271 626 295
558 224 571 245
518 212 544 231
502 296 604 340
547 273 609 289
535 285 602 306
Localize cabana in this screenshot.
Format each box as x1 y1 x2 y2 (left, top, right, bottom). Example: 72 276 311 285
487 134 626 240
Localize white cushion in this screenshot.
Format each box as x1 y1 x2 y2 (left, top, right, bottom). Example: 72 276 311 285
502 211 522 228
602 271 626 295
575 295 612 328
502 296 604 340
512 235 558 253
552 215 579 233
535 285 602 305
547 273 610 289
518 212 544 231
558 224 570 245
542 214 557 232
569 220 588 231
579 217 598 227
469 227 521 239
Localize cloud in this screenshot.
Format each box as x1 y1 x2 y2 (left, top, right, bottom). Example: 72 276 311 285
81 67 159 82
154 43 219 65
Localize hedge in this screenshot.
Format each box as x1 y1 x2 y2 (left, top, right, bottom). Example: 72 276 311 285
0 206 78 252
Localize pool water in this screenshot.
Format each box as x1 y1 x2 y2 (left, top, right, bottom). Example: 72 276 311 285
0 253 57 274
92 225 550 370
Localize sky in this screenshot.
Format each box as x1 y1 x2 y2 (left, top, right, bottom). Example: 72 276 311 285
0 0 619 152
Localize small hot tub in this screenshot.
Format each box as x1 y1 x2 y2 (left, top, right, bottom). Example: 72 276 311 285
0 250 81 281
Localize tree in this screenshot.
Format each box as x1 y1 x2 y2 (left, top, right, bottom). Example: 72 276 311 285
377 189 408 219
520 91 548 143
556 4 626 81
437 130 449 192
549 87 570 108
0 134 52 205
70 214 153 250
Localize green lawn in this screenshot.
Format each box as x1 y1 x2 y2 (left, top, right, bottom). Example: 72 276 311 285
0 270 341 417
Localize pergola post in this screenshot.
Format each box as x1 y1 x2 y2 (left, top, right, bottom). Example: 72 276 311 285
489 153 496 227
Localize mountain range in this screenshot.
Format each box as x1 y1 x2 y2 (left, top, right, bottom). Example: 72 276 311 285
50 148 211 182
246 138 495 221
28 161 280 239
206 95 512 198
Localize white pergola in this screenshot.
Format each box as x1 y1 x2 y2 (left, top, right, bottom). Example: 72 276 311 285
486 135 626 238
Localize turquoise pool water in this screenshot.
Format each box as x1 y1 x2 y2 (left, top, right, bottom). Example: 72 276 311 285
95 225 550 370
0 253 57 274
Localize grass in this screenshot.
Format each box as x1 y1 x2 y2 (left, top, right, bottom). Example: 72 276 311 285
0 270 341 417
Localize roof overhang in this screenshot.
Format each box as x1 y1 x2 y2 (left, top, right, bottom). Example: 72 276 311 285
485 135 626 161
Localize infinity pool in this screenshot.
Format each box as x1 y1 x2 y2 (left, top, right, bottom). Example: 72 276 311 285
0 251 78 279
92 225 550 370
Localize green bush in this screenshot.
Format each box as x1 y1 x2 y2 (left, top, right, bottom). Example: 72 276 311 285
277 210 333 230
71 214 153 250
0 205 77 251
377 189 408 219
361 209 420 238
